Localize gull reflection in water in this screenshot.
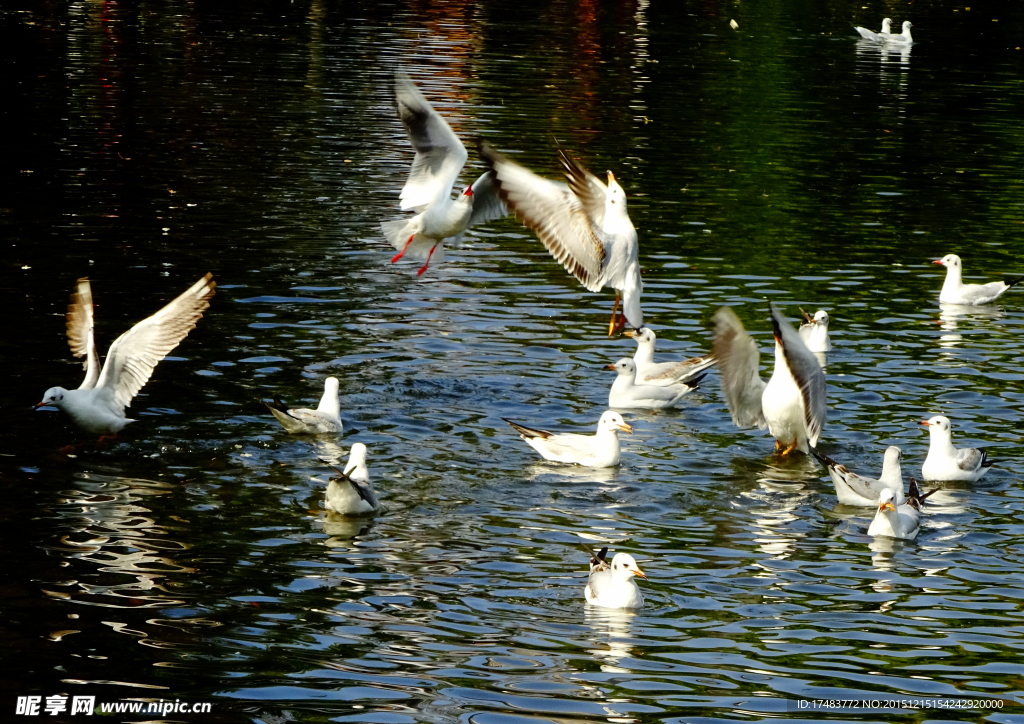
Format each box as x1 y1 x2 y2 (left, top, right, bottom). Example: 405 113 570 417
584 606 637 671
938 303 1005 349
525 462 621 486
322 510 375 543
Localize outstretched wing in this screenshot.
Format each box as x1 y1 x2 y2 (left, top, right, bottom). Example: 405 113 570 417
559 149 607 230
711 307 767 429
467 170 508 228
94 274 216 410
66 277 100 390
771 303 827 447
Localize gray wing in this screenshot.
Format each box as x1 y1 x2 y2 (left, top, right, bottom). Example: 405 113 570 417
770 303 827 447
94 274 216 410
66 278 100 390
642 355 717 385
481 143 607 293
854 26 879 41
394 72 468 211
956 447 987 473
467 170 507 228
711 307 767 429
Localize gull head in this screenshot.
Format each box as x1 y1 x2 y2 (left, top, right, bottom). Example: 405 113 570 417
37 386 67 410
920 415 951 438
607 358 637 378
813 310 829 327
881 18 892 32
462 185 474 198
605 171 628 210
884 446 903 465
610 552 647 580
877 488 897 512
934 253 961 269
343 442 370 481
598 410 633 435
902 21 912 31
624 326 656 345
324 377 340 393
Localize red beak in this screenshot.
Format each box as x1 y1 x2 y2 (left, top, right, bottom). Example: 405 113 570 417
919 420 931 426
607 364 617 370
932 260 944 265
464 187 473 197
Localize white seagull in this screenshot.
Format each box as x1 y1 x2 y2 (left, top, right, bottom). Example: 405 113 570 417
711 303 827 455
867 477 934 540
585 548 646 609
320 444 379 516
881 21 913 45
267 377 342 434
812 446 905 506
855 17 892 41
481 143 642 336
798 309 832 353
623 326 716 386
934 254 1022 306
37 274 216 437
920 415 992 481
380 73 506 275
607 358 703 410
503 410 632 467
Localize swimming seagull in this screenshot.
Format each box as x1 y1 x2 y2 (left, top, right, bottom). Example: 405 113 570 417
854 17 892 41
812 446 905 506
920 415 992 481
319 444 379 515
481 142 642 336
867 477 934 540
798 309 832 353
267 377 342 434
881 21 913 45
36 274 216 437
503 410 632 467
933 254 1022 306
623 326 716 386
380 73 506 275
711 303 827 455
585 548 646 609
607 358 703 410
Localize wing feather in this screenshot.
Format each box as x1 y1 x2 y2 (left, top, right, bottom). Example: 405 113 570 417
771 303 827 447
66 277 100 389
467 170 508 228
956 447 987 473
711 307 768 429
558 149 607 229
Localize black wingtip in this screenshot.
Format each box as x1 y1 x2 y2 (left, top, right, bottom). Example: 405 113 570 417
266 396 290 414
1005 276 1024 289
686 372 708 390
590 546 609 567
808 446 837 469
979 448 993 468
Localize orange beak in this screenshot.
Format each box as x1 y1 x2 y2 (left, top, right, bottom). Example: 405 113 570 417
607 364 617 370
35 401 50 408
919 420 931 426
879 501 896 512
932 260 944 265
633 566 647 579
617 423 633 434
607 170 615 184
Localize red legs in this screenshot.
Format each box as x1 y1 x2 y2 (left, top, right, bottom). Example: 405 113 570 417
97 433 118 445
607 293 621 337
416 244 439 276
392 234 416 263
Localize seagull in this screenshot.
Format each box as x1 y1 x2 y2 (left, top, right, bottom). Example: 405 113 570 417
267 377 342 434
503 410 632 467
854 17 892 41
607 358 703 410
585 548 646 609
920 415 992 481
481 143 642 336
319 444 379 516
812 446 905 506
623 326 716 386
933 254 1022 306
881 20 913 45
867 477 935 540
798 309 832 353
380 73 506 276
711 303 827 455
36 274 216 437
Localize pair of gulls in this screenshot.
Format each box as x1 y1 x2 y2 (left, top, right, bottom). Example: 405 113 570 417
382 73 643 336
855 18 913 45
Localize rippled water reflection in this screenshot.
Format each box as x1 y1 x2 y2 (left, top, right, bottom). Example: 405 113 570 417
4 0 1024 721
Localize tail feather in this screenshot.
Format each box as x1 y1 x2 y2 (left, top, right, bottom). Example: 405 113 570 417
502 417 552 440
381 218 414 250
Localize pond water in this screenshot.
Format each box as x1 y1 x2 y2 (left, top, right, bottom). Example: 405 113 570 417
4 1 1024 722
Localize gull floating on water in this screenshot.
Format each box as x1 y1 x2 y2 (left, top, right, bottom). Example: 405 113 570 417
920 415 992 481
320 444 379 516
798 309 832 353
585 547 646 609
624 326 716 386
711 303 827 455
608 358 703 409
812 446 905 506
381 73 506 275
37 274 216 437
267 377 342 434
881 21 913 45
481 143 642 336
854 17 892 41
934 254 1022 306
867 477 934 540
503 410 632 467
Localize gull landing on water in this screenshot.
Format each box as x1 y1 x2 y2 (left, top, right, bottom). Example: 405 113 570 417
503 410 632 468
920 415 993 481
711 303 827 456
266 377 342 434
934 254 1023 306
380 73 506 276
812 446 905 507
481 143 642 336
585 548 646 609
623 326 716 386
36 274 216 437
319 444 379 516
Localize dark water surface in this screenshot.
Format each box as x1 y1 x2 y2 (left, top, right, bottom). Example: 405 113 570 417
4 1 1024 722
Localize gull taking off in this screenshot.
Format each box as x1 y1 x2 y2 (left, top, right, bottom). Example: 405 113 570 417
867 477 934 540
711 303 827 455
608 358 703 409
854 18 892 41
812 446 905 506
37 274 216 437
585 548 646 609
798 309 832 353
503 410 632 467
320 444 379 515
381 73 506 275
934 254 1022 305
481 143 642 336
920 415 992 481
624 326 716 386
267 377 342 434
